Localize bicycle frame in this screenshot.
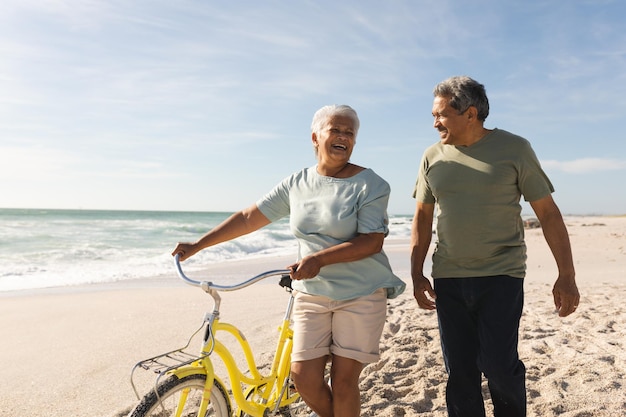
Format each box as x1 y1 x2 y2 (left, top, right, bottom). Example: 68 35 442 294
130 254 298 417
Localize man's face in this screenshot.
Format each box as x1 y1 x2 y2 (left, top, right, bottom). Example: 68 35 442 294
431 95 471 146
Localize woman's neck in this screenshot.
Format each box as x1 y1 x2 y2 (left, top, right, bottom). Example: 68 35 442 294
317 162 365 178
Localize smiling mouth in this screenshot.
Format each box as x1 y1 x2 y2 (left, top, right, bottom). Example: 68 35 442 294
332 144 347 150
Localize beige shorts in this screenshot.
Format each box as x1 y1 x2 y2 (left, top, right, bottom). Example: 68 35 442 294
291 288 387 364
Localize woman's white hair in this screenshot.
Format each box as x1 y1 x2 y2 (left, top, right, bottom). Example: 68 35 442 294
310 104 360 135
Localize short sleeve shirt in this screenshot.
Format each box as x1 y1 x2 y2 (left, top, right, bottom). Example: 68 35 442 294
413 128 554 278
257 166 406 300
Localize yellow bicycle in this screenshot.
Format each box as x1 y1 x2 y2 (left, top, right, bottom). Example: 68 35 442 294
128 254 315 417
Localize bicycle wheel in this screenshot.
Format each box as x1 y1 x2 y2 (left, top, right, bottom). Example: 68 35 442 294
129 373 231 417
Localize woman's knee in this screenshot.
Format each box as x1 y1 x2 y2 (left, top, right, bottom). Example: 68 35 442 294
329 357 363 388
291 357 328 392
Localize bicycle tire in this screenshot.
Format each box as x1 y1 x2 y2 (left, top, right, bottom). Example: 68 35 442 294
129 373 231 417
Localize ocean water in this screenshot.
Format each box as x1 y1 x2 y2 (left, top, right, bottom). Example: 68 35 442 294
0 208 413 292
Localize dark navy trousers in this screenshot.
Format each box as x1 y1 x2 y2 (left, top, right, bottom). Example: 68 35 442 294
434 276 526 417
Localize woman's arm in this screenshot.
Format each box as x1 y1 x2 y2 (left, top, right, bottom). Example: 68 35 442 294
290 232 384 280
172 204 271 261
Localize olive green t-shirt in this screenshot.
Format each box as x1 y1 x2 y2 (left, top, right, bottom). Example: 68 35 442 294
413 128 554 279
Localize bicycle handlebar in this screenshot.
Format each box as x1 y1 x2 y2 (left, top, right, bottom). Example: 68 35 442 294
174 253 291 292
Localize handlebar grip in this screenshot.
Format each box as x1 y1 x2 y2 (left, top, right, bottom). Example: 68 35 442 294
174 253 203 287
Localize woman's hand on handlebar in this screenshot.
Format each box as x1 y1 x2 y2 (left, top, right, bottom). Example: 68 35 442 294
288 255 322 280
172 243 199 262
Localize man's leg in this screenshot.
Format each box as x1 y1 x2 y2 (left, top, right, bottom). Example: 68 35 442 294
476 276 526 417
435 278 486 417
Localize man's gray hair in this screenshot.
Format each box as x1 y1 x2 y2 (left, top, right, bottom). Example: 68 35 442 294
433 76 490 121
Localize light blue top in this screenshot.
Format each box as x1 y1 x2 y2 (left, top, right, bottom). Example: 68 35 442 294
257 166 406 300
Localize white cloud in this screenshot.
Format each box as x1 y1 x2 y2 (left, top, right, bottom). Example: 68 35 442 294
541 158 626 173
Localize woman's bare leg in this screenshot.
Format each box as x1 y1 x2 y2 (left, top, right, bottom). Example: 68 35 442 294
291 356 332 417
330 355 363 417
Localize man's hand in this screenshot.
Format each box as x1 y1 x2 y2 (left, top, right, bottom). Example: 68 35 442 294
552 275 580 317
413 275 437 310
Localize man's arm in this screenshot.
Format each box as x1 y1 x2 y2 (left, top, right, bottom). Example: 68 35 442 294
410 202 437 310
530 194 580 317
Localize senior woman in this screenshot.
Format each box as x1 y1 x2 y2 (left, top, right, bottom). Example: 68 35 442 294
172 104 405 417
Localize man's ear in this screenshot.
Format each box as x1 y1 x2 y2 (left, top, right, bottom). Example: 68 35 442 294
311 132 318 146
466 106 478 121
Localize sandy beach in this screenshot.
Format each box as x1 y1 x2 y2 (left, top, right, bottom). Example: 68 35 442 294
1 216 624 417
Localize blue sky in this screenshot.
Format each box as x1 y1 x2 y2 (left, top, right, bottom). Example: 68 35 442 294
1 0 625 215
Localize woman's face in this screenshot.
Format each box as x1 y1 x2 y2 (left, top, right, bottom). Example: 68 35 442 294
312 115 356 167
